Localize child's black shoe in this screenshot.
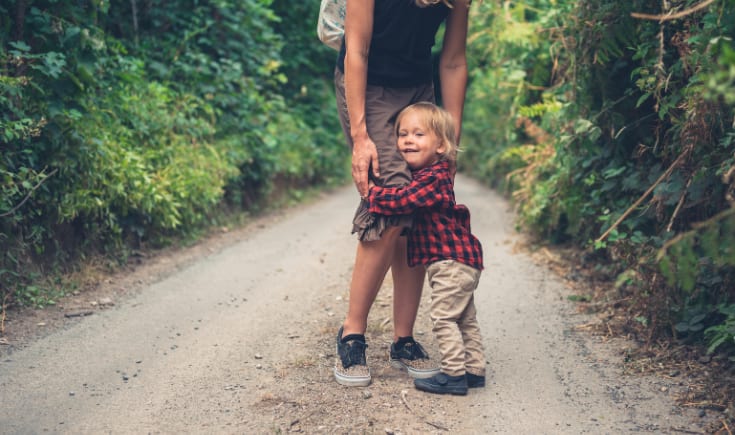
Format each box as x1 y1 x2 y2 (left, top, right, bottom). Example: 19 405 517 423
466 372 485 388
414 372 468 395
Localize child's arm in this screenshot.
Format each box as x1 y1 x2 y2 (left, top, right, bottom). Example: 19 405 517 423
368 171 449 215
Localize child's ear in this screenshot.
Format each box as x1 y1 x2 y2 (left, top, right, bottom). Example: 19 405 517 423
436 140 447 156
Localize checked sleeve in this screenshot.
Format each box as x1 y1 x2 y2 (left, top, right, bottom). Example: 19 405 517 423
367 166 451 216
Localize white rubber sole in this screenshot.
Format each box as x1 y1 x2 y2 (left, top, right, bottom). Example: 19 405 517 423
390 359 441 379
333 368 372 387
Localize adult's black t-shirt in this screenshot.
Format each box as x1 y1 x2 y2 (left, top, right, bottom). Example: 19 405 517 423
337 0 450 88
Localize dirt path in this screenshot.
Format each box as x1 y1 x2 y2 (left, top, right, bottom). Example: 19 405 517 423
0 176 715 434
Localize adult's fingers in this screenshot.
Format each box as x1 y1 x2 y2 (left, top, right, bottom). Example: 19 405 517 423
371 153 380 180
352 138 379 198
352 157 370 198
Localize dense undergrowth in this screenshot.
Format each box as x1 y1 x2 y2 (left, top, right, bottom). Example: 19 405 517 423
460 0 735 386
1 0 346 311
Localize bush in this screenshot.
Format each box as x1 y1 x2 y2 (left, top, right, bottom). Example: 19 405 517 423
461 0 735 359
1 0 347 309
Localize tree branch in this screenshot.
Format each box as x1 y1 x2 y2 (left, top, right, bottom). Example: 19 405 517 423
596 152 688 243
631 0 716 22
666 177 692 232
0 168 58 218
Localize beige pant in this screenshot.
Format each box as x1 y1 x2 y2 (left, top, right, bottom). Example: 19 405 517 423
426 260 485 377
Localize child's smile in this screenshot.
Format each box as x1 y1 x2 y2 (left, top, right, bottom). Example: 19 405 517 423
396 112 446 170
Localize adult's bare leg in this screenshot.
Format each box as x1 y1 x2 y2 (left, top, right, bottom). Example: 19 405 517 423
341 226 403 337
391 235 425 341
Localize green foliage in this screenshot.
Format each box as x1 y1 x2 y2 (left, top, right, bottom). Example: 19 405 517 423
1 0 346 308
675 309 707 335
705 304 735 357
58 77 233 236
462 0 735 358
658 210 735 292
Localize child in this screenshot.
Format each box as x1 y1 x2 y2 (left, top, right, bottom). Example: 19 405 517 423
366 102 486 395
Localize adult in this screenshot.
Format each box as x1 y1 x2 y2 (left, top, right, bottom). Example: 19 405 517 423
334 0 471 387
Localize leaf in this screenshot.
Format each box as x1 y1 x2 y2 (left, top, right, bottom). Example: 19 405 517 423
706 334 729 354
507 69 527 81
636 93 651 108
675 322 690 332
574 119 594 134
9 41 31 52
602 166 626 179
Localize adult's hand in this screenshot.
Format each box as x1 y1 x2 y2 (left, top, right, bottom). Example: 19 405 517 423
352 135 379 198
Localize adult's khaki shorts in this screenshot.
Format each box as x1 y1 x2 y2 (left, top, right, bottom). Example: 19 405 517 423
334 68 435 241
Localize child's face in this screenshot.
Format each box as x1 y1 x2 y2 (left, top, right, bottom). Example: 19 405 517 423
396 112 446 170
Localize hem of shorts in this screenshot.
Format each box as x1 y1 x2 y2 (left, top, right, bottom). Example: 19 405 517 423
352 212 411 242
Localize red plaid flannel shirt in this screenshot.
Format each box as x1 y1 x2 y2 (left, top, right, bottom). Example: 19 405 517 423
367 160 483 269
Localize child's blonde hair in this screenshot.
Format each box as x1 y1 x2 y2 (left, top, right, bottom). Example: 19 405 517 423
395 102 458 162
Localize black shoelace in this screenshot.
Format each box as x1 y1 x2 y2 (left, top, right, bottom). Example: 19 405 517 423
398 340 428 360
339 339 367 369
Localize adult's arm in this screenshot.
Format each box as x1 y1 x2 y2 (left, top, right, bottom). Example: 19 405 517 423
439 0 470 146
344 0 378 198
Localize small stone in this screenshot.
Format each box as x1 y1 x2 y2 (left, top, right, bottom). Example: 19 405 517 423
660 386 668 392
254 354 263 359
99 297 114 306
362 390 372 399
385 429 394 435
669 370 680 377
69 391 75 396
256 364 262 369
699 409 706 418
